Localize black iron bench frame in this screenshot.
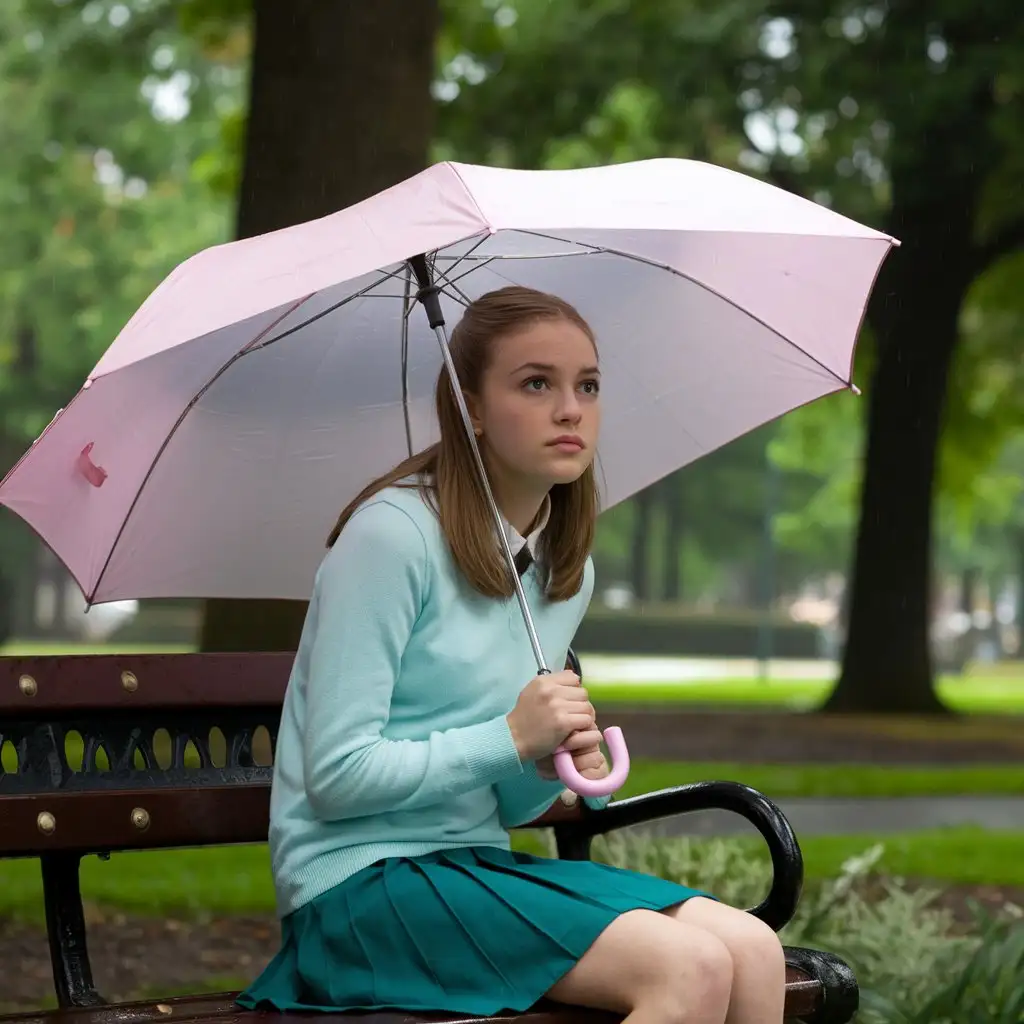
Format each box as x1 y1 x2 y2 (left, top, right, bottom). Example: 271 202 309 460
0 652 858 1024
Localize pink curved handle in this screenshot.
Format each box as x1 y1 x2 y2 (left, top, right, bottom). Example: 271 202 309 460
553 726 630 798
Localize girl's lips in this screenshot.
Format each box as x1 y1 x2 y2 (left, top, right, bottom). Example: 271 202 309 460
548 435 585 451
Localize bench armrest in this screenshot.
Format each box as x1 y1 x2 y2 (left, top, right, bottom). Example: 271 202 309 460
569 780 804 932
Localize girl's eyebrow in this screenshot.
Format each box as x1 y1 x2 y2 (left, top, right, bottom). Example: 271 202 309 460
510 361 601 376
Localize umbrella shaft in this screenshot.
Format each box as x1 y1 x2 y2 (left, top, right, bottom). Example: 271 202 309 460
430 324 550 675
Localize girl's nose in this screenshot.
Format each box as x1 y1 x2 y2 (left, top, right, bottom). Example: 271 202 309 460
556 390 582 423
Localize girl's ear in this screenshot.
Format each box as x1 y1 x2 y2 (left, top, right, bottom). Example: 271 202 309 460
464 391 483 436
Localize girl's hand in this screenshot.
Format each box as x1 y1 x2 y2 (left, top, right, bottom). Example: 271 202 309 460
536 728 609 781
507 670 595 761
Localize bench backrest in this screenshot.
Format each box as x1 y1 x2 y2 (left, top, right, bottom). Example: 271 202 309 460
0 652 582 859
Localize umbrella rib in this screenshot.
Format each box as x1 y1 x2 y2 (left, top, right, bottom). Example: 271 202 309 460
432 231 490 275
245 267 405 355
86 294 315 605
441 256 499 288
429 263 476 308
517 229 853 389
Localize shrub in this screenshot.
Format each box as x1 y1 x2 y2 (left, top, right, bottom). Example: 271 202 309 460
574 832 1022 1023
575 607 825 658
0 571 12 648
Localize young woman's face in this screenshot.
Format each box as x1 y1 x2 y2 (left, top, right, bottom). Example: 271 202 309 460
468 317 601 491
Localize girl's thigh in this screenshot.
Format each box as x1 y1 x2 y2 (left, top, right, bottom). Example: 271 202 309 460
545 907 734 1018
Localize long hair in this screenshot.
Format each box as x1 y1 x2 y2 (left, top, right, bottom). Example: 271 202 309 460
327 285 599 601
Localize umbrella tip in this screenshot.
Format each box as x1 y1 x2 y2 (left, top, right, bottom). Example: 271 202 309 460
849 382 862 396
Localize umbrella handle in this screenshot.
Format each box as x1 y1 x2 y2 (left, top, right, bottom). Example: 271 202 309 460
553 726 630 798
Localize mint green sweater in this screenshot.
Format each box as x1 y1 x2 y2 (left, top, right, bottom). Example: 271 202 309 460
268 485 598 917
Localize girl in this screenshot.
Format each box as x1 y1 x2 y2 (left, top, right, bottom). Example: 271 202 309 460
238 286 786 1024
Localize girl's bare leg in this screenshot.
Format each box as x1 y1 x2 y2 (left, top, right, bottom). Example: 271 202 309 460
667 898 786 1024
545 908 733 1024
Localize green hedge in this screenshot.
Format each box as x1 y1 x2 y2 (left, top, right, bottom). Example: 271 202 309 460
0 572 11 648
110 600 200 645
575 607 824 658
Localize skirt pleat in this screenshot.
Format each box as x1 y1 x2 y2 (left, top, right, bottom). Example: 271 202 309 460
237 845 712 1016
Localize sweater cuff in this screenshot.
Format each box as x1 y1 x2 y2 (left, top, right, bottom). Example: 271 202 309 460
455 714 524 786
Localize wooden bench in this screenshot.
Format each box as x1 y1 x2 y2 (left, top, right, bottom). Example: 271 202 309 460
0 653 859 1024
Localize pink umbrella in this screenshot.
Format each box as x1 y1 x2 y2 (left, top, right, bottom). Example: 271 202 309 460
0 158 898 796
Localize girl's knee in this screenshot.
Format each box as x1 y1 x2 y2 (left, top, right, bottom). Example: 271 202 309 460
674 898 784 965
728 912 785 965
737 917 782 954
653 930 733 1021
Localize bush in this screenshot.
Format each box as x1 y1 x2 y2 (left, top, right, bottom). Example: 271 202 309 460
0 571 12 648
567 832 1023 1023
110 599 200 645
575 607 825 658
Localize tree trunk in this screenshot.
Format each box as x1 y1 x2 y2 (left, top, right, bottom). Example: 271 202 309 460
662 476 685 601
199 0 440 653
1016 527 1024 649
959 567 978 615
629 488 655 602
826 203 975 713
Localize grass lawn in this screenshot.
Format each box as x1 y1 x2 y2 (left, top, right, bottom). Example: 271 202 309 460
1 641 194 656
618 760 1024 799
0 826 1020 924
586 676 1024 714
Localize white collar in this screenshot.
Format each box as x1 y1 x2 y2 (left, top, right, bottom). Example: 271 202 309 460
503 495 550 558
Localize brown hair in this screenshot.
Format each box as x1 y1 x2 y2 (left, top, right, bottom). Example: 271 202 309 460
327 285 599 601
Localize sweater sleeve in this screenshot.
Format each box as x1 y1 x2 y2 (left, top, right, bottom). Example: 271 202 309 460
301 500 524 821
494 763 568 829
494 766 612 829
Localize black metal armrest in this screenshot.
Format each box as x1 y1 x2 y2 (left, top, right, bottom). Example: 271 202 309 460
782 947 860 1024
578 781 804 932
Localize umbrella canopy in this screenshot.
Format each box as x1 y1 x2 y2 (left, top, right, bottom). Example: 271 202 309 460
0 158 897 604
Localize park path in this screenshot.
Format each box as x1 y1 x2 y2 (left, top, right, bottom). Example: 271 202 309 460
624 795 1024 838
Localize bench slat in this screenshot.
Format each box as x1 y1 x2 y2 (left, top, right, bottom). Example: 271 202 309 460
0 654 293 712
0 785 584 856
0 966 824 1023
1 785 271 854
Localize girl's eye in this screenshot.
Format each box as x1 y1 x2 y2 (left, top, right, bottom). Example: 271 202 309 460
524 377 548 392
580 379 600 395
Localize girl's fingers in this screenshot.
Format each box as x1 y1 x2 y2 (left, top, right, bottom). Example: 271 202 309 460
561 728 603 752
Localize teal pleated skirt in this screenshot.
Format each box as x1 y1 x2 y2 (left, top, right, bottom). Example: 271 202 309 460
237 845 712 1016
